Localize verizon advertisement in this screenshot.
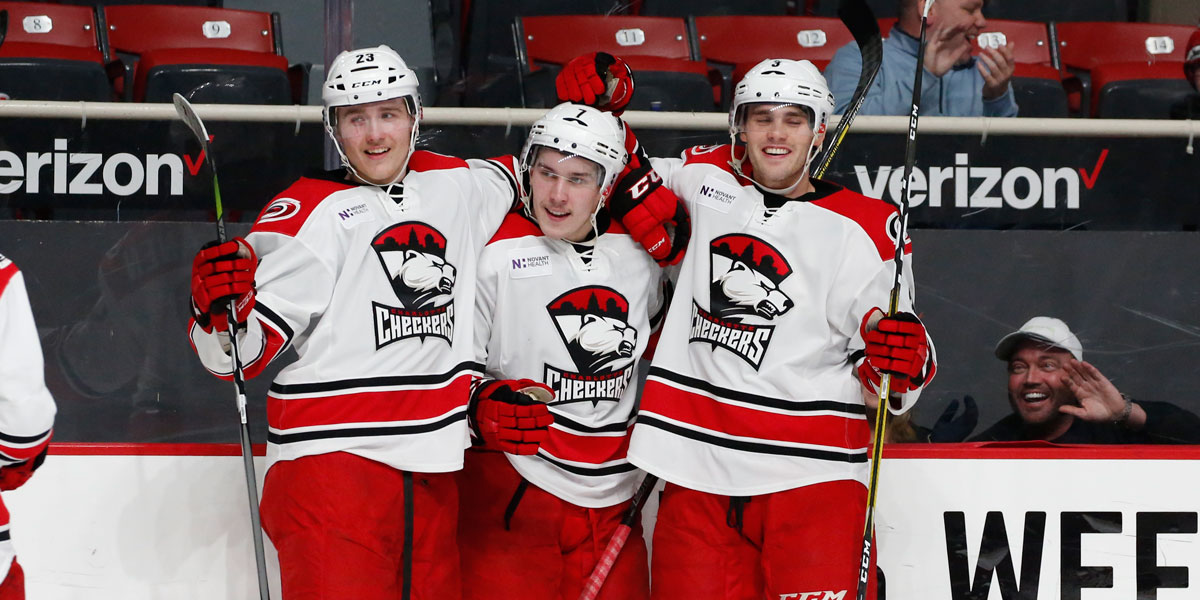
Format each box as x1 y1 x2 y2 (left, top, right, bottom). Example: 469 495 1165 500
828 133 1200 230
2 119 1198 230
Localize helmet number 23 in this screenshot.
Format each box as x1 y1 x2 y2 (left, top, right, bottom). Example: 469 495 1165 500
357 53 375 64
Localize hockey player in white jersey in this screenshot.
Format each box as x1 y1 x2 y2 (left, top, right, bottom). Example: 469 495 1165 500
187 45 530 599
458 103 679 600
558 55 936 599
189 45 689 599
0 254 57 599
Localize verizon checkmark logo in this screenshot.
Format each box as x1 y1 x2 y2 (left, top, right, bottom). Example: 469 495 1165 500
1078 148 1108 190
183 134 213 176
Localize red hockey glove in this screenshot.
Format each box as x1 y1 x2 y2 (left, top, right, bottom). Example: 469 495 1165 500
470 379 555 455
609 142 690 266
191 237 257 333
0 446 48 491
858 308 929 394
555 52 634 115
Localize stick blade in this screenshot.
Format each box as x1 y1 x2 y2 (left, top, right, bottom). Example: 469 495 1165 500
838 0 882 53
172 93 210 155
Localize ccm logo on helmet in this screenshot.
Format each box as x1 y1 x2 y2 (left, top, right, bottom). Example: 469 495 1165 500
351 80 383 88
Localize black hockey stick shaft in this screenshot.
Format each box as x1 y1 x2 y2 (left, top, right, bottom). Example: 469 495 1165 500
172 94 271 600
577 474 658 600
855 4 932 600
813 0 882 179
0 10 8 49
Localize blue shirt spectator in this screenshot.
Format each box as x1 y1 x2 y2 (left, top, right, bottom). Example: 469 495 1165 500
825 0 1018 118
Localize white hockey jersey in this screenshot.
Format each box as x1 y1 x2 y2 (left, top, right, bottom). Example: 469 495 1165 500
627 145 936 497
0 254 57 582
474 211 667 508
190 152 518 474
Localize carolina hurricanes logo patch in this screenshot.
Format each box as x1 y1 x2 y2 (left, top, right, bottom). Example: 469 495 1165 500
691 234 794 370
370 222 457 349
544 286 638 406
258 198 301 224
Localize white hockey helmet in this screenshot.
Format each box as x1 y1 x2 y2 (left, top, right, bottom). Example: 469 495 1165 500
322 45 422 185
729 58 835 193
520 103 629 213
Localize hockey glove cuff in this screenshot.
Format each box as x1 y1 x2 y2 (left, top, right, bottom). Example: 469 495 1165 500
555 52 634 115
191 237 257 333
469 379 555 455
609 143 690 266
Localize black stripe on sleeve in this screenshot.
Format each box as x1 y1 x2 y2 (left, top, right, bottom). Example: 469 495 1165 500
485 158 521 206
255 302 295 343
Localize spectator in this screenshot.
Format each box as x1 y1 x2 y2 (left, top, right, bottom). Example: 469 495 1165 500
824 0 1019 117
971 316 1200 443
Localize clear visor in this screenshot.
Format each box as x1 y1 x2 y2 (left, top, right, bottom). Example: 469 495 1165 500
735 102 817 135
527 146 604 189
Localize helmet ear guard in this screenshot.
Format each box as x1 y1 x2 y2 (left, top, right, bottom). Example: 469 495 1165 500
322 45 422 186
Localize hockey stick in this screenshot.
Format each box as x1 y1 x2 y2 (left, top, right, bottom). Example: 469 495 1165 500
172 93 271 600
812 0 883 179
855 3 934 600
577 474 658 600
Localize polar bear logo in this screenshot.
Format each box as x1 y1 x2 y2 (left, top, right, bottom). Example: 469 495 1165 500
708 234 794 322
715 260 793 320
565 314 637 373
379 249 456 309
547 286 638 374
371 222 457 309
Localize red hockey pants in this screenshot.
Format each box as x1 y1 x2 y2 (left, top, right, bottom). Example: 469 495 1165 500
260 452 461 600
0 560 23 600
457 449 649 600
650 479 876 600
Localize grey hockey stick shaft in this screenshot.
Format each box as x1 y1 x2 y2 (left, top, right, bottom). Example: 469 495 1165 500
172 93 271 600
856 3 933 600
813 0 883 179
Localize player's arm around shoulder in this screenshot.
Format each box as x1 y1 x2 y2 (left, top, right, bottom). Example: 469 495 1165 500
463 153 523 242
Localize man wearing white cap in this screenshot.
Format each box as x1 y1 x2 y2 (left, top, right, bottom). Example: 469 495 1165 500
972 316 1200 443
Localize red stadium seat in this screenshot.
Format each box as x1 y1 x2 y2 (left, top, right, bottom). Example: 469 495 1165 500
1091 61 1193 119
0 1 114 100
515 15 719 111
1056 21 1194 72
970 20 1068 117
695 16 854 76
104 4 293 104
973 19 1054 67
1055 22 1193 116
